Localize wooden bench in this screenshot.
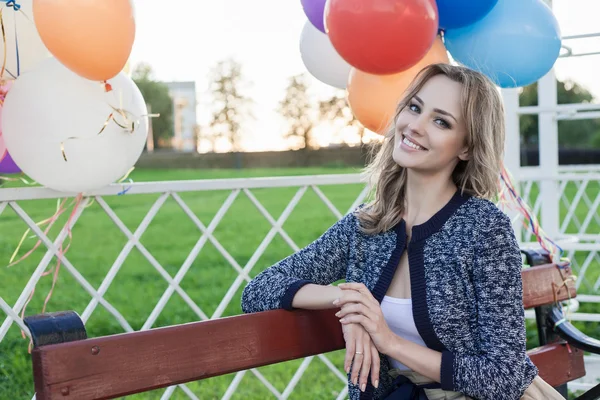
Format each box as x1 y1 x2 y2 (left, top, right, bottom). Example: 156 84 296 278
23 249 600 400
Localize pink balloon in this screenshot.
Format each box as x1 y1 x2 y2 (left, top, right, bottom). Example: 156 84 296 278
0 80 14 169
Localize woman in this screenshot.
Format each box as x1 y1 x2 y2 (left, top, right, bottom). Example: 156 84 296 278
241 64 561 400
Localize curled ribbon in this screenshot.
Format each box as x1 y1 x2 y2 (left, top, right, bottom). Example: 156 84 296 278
5 1 21 11
60 89 159 162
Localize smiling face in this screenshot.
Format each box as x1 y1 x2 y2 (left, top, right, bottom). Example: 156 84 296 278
392 74 470 175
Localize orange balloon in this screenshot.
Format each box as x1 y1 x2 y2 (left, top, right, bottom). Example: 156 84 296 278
347 37 450 134
33 0 135 81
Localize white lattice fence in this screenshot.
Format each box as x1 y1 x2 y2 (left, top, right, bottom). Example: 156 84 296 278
518 171 600 293
0 171 598 399
0 174 368 400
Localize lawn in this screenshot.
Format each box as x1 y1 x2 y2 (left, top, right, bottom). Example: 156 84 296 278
0 166 598 399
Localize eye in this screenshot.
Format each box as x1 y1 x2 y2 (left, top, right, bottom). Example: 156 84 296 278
408 103 420 113
435 118 451 129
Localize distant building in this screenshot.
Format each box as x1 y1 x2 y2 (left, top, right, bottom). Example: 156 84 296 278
165 81 197 152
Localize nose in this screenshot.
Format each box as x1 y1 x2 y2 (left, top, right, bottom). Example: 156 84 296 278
407 114 427 136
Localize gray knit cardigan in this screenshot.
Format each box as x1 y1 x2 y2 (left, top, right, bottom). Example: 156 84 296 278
241 191 538 400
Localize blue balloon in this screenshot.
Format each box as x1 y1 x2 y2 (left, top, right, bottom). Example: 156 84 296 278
444 0 561 88
437 0 498 29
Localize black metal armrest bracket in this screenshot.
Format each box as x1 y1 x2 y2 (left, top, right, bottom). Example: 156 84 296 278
23 310 87 348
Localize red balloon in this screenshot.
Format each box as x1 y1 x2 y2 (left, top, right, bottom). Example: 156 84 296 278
325 0 439 75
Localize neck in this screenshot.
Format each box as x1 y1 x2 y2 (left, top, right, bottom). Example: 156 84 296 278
403 169 457 227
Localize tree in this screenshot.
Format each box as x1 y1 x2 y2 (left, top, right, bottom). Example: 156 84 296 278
279 74 317 150
319 90 366 146
132 63 174 150
519 80 600 148
207 59 253 153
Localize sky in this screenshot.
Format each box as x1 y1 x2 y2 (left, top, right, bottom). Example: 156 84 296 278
128 0 600 152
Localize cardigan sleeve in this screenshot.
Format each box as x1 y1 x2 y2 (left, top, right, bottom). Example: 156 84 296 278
241 211 355 313
440 211 534 400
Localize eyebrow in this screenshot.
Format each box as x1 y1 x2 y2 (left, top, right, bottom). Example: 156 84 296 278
413 95 458 123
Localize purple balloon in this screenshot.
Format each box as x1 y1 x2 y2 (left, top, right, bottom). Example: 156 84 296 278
0 152 21 174
301 0 327 33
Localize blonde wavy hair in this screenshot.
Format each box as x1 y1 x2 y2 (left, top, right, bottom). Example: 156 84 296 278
357 63 506 235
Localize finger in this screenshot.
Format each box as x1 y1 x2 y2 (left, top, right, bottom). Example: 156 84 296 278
350 331 363 386
335 291 376 309
340 314 374 332
359 336 372 392
339 283 377 301
344 330 356 374
336 304 376 320
370 343 380 388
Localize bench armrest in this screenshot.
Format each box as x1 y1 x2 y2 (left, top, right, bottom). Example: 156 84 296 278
550 306 600 355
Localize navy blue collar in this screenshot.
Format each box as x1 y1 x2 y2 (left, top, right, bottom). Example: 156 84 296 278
393 189 471 242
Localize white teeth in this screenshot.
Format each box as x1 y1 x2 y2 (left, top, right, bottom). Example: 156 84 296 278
403 136 424 150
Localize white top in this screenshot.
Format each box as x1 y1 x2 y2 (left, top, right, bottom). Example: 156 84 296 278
381 296 427 371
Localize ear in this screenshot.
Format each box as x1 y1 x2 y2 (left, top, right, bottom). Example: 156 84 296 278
458 146 470 161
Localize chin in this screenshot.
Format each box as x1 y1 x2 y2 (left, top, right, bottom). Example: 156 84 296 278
392 147 418 169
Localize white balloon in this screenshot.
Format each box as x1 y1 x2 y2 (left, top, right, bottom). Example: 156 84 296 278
1 1 51 77
2 57 148 193
299 20 351 89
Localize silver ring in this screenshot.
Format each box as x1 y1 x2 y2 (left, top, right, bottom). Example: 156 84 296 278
355 351 363 355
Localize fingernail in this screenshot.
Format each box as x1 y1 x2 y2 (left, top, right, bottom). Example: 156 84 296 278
333 299 339 305
339 318 346 323
335 311 340 317
375 380 379 388
345 366 350 374
361 383 366 392
353 377 357 385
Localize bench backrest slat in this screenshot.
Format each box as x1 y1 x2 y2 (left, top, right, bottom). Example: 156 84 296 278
32 309 343 400
522 263 575 308
527 342 585 387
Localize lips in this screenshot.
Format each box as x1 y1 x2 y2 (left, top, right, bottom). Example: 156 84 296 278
402 134 428 151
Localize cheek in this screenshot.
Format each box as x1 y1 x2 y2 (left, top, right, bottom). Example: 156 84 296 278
432 133 465 157
395 112 410 130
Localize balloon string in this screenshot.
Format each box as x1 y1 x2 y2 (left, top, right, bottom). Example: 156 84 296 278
0 173 34 187
40 194 82 313
0 8 6 79
0 1 22 79
5 1 21 11
116 166 135 195
499 163 565 263
19 194 83 348
12 2 18 76
7 197 72 267
60 107 159 162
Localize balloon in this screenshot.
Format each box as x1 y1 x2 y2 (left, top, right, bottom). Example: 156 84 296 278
347 37 449 134
33 0 135 81
299 20 352 89
0 152 21 174
2 58 148 193
444 0 561 88
0 0 51 77
436 0 498 29
325 0 439 75
0 80 19 173
301 0 327 33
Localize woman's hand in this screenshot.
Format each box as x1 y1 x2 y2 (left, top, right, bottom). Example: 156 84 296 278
334 283 395 355
341 316 380 391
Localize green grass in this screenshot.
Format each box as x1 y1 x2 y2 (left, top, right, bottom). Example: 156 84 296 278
0 166 598 399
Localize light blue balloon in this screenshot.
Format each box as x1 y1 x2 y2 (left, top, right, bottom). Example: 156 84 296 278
444 0 561 88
